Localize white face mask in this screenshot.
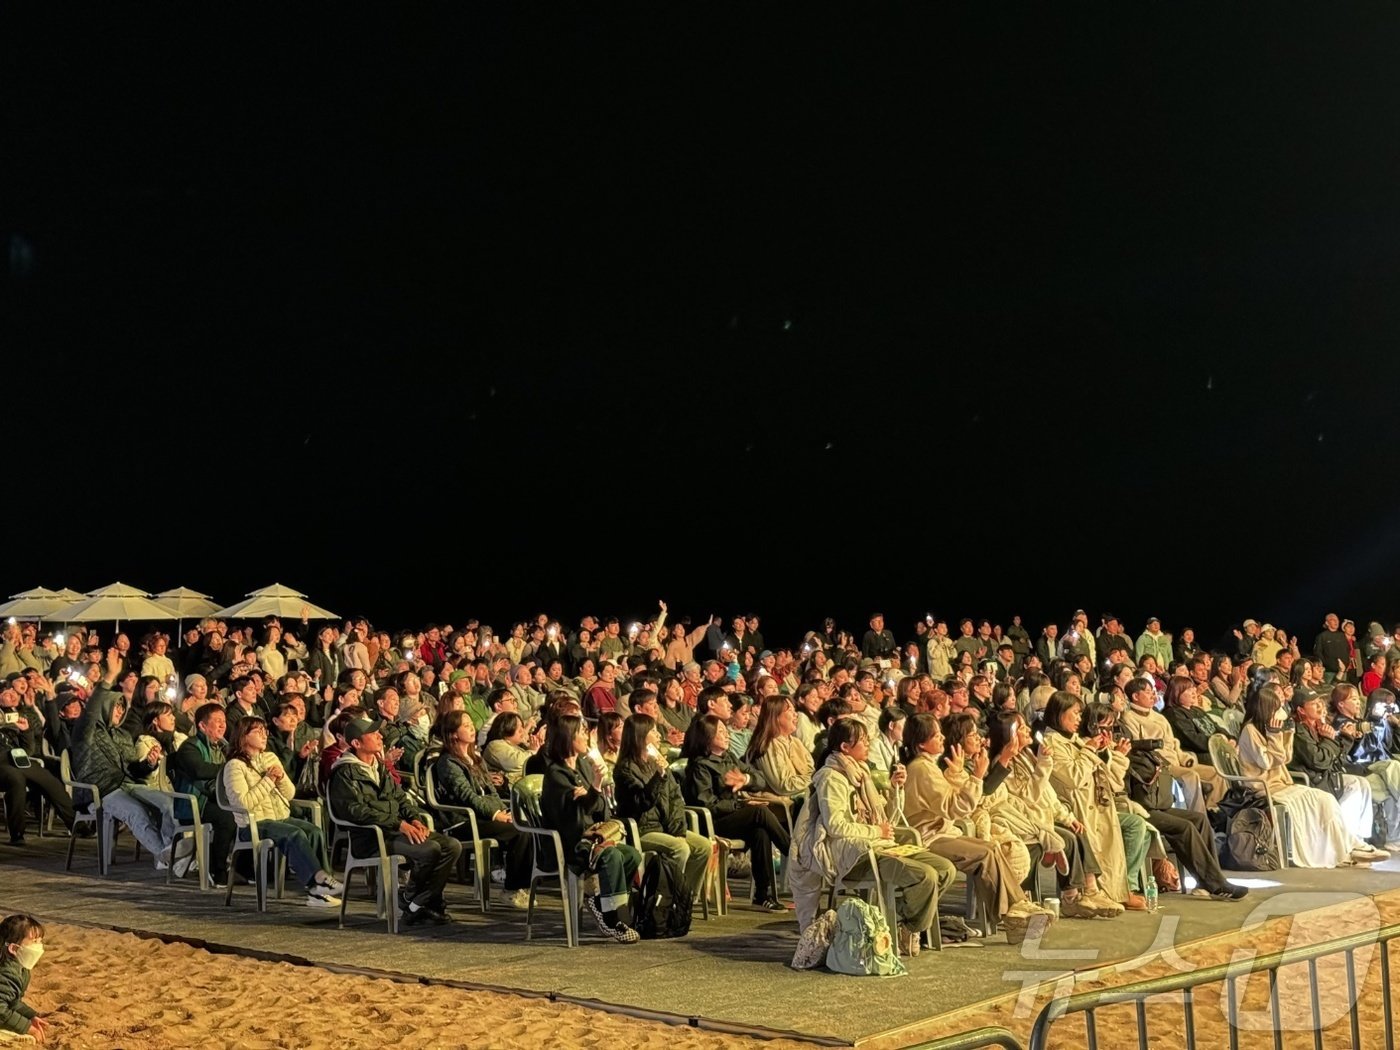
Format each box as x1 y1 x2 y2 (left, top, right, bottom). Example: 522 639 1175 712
13 942 42 969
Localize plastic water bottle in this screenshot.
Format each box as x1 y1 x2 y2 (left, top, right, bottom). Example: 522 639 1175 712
1145 876 1159 912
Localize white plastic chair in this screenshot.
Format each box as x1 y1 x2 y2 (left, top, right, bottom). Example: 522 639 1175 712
511 773 584 947
325 783 404 934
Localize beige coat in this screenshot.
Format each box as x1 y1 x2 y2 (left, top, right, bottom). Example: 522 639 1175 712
902 753 980 845
756 735 815 796
221 751 295 827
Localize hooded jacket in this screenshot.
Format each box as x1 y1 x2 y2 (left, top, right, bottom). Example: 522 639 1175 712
72 684 150 800
327 750 426 852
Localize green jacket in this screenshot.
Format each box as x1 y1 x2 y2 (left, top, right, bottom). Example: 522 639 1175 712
328 752 426 851
171 732 227 809
1135 631 1172 669
0 956 34 1035
73 685 150 800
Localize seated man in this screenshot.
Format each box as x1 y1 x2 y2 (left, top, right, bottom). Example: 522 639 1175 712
71 652 193 873
1121 678 1221 814
328 716 463 925
170 703 238 885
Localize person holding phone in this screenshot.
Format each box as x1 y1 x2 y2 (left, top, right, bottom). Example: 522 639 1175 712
1331 684 1400 849
1236 684 1358 867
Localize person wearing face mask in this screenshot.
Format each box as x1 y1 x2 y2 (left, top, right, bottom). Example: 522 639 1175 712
0 914 48 1044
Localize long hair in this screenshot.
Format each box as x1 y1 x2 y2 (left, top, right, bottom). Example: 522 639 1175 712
1042 690 1083 737
617 714 656 768
899 712 939 766
440 709 485 769
545 713 584 765
746 695 793 763
1246 683 1286 736
987 710 1025 760
682 714 724 760
485 711 523 744
942 712 980 759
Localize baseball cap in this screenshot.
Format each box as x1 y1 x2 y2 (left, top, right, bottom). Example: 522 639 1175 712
343 717 385 743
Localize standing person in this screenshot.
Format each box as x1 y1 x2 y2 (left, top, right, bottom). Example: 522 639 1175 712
329 716 463 925
1314 613 1351 685
540 713 642 943
927 621 957 681
861 613 897 661
613 715 709 912
221 717 343 908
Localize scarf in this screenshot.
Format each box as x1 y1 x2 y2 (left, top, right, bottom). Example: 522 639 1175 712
826 752 886 826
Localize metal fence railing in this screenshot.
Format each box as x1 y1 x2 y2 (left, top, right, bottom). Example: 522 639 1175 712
907 921 1400 1050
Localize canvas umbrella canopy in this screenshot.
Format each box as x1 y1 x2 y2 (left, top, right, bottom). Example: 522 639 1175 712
50 588 87 602
0 594 71 620
59 582 182 630
212 583 338 622
8 587 60 600
154 588 223 620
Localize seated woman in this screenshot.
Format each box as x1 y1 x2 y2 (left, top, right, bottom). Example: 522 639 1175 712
266 701 319 797
483 712 536 786
540 713 642 943
221 717 342 907
1236 684 1364 868
432 711 532 909
1206 653 1247 735
613 714 710 908
1286 690 1386 862
1160 677 1231 762
788 717 955 955
681 715 791 912
1079 702 1157 909
980 711 1119 918
901 713 1052 936
1122 678 1220 815
746 695 815 803
595 712 624 776
133 702 186 789
1040 691 1136 910
792 683 823 754
657 676 693 739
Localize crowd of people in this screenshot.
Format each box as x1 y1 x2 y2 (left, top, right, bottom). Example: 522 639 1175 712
2 603 1399 957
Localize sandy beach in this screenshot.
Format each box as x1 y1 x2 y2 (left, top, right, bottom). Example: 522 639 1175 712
912 886 1400 1049
14 923 825 1050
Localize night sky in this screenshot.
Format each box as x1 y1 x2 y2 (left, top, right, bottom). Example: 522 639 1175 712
7 7 1400 648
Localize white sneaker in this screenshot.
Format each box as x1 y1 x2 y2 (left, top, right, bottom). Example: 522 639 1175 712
172 852 196 879
490 868 507 885
504 889 531 910
308 883 340 902
1383 841 1400 852
305 893 340 908
315 875 345 895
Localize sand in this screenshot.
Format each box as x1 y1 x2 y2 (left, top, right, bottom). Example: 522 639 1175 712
913 887 1400 1049
15 923 826 1050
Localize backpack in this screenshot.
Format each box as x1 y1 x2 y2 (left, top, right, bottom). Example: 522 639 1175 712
632 858 695 940
1220 793 1282 871
825 899 906 977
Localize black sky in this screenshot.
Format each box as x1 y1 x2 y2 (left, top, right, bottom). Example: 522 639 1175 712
6 7 1400 647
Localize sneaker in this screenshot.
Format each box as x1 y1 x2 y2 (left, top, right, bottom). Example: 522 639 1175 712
172 852 196 879
756 896 787 913
1081 890 1125 916
305 892 341 908
1353 843 1390 861
605 921 641 944
504 889 531 910
1209 884 1250 901
1040 850 1070 876
404 901 450 925
584 895 613 937
490 868 507 885
1060 897 1103 920
309 883 340 902
315 874 345 895
1007 899 1057 923
896 924 922 957
939 915 978 940
1124 893 1150 911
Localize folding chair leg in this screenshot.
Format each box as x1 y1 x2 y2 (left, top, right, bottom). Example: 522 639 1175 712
564 873 579 948
475 850 490 913
525 880 537 941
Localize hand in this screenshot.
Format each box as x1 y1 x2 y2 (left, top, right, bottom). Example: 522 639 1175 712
492 809 513 824
266 764 285 783
971 749 990 779
890 762 908 788
572 785 589 799
722 768 746 789
1070 819 1084 835
12 716 27 732
1270 707 1288 729
942 744 966 774
1115 737 1132 755
27 1017 46 1045
746 797 768 806
299 740 318 758
658 599 667 614
1232 629 1243 640
878 821 894 840
1318 723 1337 740
387 746 405 765
146 744 162 763
489 771 504 787
997 736 1021 766
399 820 428 845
